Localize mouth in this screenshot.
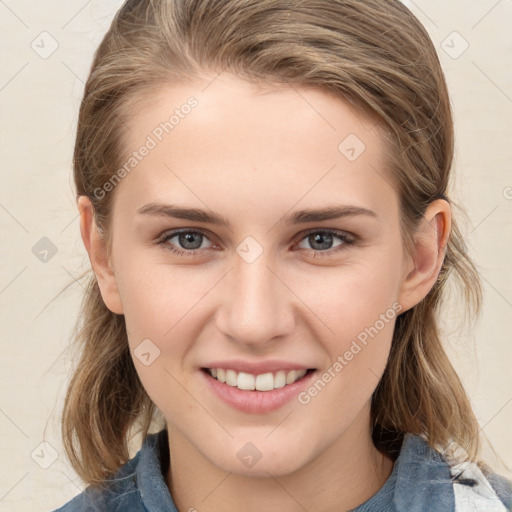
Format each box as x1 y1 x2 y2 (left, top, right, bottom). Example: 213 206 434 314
201 367 316 392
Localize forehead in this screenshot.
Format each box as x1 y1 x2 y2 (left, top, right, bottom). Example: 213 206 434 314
112 73 397 221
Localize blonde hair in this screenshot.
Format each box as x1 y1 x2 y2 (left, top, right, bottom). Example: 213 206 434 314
63 0 483 485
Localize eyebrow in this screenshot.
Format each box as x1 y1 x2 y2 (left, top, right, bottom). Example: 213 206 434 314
136 202 377 229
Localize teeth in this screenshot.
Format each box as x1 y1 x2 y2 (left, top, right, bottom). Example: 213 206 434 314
207 368 308 391
255 372 274 391
286 370 298 385
238 372 256 390
226 369 238 386
274 370 287 389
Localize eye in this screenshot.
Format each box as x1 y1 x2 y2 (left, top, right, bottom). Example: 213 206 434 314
295 229 355 258
157 229 213 257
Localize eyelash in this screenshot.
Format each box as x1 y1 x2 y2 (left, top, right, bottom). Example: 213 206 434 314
156 228 356 259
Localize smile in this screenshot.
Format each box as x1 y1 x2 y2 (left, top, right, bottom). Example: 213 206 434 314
201 366 318 414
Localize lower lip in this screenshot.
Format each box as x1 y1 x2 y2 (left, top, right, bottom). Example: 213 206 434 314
200 369 317 414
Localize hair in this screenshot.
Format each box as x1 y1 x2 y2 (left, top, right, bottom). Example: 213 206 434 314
63 0 484 486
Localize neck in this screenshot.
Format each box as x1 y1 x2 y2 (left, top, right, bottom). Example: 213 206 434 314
166 406 394 512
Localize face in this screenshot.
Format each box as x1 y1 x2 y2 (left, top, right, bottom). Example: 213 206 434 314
87 72 429 477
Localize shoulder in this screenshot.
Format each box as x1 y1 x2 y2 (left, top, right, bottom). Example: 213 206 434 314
450 457 512 511
398 434 512 511
51 431 168 512
374 433 511 512
52 455 142 512
52 430 175 511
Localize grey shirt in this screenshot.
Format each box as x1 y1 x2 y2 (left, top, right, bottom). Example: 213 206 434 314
53 429 512 511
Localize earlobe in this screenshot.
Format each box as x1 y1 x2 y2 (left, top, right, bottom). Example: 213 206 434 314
398 199 451 312
77 195 124 315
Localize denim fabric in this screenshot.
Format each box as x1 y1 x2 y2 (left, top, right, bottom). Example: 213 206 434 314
52 430 511 512
353 434 454 511
53 431 177 512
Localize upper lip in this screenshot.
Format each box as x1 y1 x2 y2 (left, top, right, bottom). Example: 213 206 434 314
202 359 315 375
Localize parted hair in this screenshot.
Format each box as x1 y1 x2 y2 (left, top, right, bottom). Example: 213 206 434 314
63 0 483 485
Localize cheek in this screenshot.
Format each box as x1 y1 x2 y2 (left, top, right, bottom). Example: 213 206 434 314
293 250 402 399
292 254 403 339
298 309 397 432
117 263 204 411
115 252 212 340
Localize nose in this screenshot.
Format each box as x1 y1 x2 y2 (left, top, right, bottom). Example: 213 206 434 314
215 249 295 350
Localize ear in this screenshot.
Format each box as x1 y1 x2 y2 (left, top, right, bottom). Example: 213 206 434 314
77 195 124 315
398 199 451 313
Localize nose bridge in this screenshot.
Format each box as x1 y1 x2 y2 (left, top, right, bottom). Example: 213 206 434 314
217 247 293 346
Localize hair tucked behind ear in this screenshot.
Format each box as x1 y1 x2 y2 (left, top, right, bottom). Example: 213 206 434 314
63 0 484 485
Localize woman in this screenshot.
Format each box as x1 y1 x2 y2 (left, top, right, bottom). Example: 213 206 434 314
54 0 512 510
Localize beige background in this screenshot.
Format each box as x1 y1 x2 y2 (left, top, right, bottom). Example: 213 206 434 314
0 1 511 510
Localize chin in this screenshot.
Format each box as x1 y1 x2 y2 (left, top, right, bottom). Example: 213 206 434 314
206 439 314 478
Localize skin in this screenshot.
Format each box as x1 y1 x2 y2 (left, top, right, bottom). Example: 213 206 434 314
78 72 450 511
